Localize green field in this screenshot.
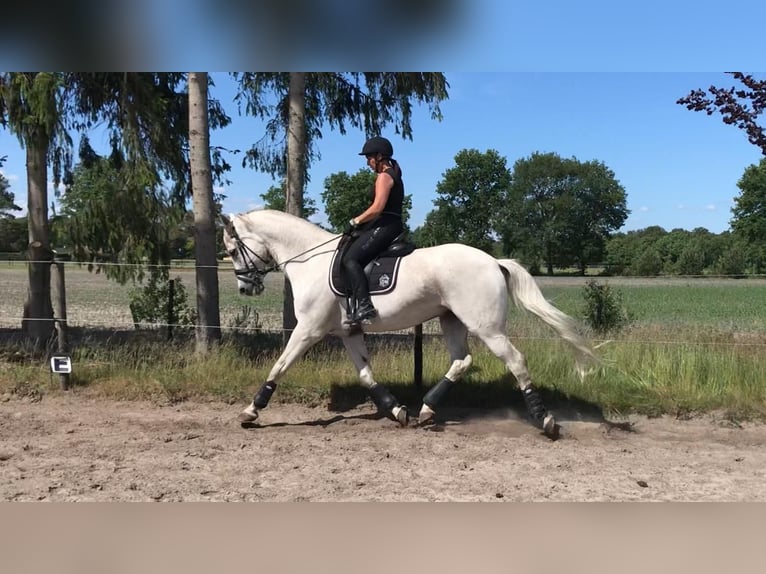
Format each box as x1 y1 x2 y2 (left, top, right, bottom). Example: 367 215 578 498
1 263 765 419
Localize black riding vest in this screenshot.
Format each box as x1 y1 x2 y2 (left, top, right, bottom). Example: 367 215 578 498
366 166 404 225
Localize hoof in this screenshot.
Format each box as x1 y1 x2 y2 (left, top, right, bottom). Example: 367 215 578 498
416 404 436 427
391 405 409 427
542 414 560 440
238 406 259 424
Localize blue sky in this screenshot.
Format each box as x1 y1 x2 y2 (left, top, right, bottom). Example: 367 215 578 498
2 0 765 234
3 72 763 234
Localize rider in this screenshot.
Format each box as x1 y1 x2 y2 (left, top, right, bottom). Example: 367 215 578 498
342 136 405 324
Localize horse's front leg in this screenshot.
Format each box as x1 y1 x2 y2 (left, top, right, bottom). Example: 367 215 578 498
238 324 325 424
342 333 408 426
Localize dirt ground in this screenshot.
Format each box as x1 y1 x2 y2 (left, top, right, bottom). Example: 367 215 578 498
2 394 765 502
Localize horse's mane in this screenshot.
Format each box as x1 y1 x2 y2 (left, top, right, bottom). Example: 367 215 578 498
236 209 333 243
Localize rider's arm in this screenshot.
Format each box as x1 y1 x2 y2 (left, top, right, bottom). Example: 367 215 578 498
352 171 394 226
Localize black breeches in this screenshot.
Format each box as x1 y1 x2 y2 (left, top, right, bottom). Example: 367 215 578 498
342 222 403 301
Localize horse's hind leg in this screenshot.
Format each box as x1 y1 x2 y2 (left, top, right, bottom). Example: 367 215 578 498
342 333 408 426
472 327 557 439
417 312 473 425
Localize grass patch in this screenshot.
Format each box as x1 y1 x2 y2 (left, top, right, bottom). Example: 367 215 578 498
2 270 766 420
2 327 765 421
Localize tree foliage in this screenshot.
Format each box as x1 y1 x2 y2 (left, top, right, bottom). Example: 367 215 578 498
0 216 27 254
604 227 750 277
415 149 510 254
260 183 318 219
0 168 21 217
507 152 628 274
412 201 462 248
234 72 449 180
67 73 232 201
731 158 766 272
678 73 766 155
58 140 182 283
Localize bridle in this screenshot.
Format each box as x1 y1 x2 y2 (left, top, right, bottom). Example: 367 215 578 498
224 217 342 293
228 229 277 294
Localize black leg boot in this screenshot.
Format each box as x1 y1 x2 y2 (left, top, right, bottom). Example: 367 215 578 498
352 297 378 323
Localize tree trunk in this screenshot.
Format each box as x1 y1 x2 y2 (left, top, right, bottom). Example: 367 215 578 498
545 242 555 276
22 129 54 344
189 72 221 354
282 72 307 341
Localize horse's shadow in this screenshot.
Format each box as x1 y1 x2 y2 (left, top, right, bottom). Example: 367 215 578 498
237 365 633 436
242 380 634 439
240 411 388 429
326 377 630 430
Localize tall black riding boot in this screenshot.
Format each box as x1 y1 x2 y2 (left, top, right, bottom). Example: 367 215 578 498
352 297 378 323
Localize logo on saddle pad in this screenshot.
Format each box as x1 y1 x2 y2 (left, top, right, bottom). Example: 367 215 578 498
329 242 415 297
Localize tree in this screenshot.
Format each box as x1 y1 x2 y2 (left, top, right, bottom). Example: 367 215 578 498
411 202 459 248
556 160 629 274
189 72 222 353
731 158 766 273
0 72 69 342
506 152 574 274
678 73 766 155
322 169 412 233
2 73 232 344
260 184 317 218
417 149 510 254
605 227 667 276
507 152 628 275
281 73 308 337
59 140 181 282
0 168 21 218
710 232 749 276
0 216 27 254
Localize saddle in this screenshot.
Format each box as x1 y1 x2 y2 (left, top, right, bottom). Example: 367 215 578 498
329 231 416 297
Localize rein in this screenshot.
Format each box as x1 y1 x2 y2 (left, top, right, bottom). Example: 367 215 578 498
228 223 342 287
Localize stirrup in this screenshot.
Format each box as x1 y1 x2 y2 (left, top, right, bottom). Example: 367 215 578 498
345 298 377 325
353 305 378 323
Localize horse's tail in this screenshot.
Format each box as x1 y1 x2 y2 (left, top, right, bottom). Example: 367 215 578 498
496 258 598 379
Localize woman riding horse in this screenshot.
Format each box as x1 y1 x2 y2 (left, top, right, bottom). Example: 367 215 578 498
342 136 405 325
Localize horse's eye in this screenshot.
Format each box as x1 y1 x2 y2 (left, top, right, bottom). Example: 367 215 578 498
228 250 237 258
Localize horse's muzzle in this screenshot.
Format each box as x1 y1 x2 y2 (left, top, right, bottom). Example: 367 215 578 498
239 281 264 296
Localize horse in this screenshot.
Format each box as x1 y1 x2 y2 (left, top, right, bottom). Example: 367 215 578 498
221 209 597 439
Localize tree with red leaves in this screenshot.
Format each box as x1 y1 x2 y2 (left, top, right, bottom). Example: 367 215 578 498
677 73 766 155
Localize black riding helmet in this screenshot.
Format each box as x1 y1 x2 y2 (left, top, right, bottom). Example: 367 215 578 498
359 136 393 158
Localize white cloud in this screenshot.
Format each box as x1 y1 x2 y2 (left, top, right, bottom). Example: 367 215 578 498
638 206 650 212
676 203 687 210
704 204 717 211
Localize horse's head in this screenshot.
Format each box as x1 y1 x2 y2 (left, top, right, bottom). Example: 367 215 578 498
221 213 274 296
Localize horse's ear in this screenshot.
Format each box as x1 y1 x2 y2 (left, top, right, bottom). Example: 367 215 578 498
219 214 236 236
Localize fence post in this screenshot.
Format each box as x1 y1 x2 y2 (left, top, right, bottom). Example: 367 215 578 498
167 278 175 341
414 323 423 389
51 257 70 390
